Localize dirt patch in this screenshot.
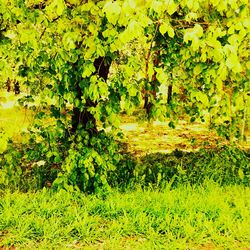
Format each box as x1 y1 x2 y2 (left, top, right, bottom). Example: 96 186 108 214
120 120 233 156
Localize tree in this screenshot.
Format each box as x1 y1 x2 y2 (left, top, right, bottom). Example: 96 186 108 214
0 0 150 192
0 0 249 192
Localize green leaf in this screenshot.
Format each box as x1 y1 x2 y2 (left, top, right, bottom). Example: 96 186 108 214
184 24 203 51
0 137 7 154
96 44 106 57
159 23 174 37
238 169 244 180
127 84 137 97
168 121 175 129
151 1 163 14
167 26 175 38
82 62 96 78
206 38 221 49
226 54 242 73
184 24 203 43
119 20 142 43
62 32 76 50
191 91 209 107
56 0 65 16
98 81 109 97
159 22 168 35
108 113 120 127
192 37 199 51
128 20 143 37
103 1 121 25
166 0 178 15
193 65 202 75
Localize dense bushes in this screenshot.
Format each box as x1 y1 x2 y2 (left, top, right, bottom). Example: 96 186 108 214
1 144 249 192
132 146 250 188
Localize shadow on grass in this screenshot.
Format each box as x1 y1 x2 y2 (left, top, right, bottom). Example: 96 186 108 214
113 146 250 190
0 144 249 192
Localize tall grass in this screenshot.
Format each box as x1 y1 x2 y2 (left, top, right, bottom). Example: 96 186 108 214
0 182 250 249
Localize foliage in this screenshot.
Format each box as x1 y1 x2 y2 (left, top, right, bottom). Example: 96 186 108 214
1 141 249 191
0 126 121 192
0 0 249 191
0 183 250 249
53 129 121 193
133 146 250 188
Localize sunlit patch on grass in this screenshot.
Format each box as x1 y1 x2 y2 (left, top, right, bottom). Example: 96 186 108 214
0 100 16 109
0 104 33 153
120 123 141 131
120 120 226 156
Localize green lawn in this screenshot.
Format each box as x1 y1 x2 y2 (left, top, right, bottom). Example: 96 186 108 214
0 182 250 249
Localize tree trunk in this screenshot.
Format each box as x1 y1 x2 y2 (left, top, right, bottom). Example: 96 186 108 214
143 94 152 115
71 57 111 134
167 85 173 104
6 78 11 92
144 50 160 116
14 80 20 95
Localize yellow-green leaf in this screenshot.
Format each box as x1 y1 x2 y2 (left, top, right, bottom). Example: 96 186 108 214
167 26 175 38
226 54 242 73
184 24 203 45
159 22 168 35
103 1 121 25
165 0 178 15
193 65 202 75
56 0 65 16
151 1 163 14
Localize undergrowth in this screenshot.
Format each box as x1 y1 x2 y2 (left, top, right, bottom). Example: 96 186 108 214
130 146 250 188
0 144 249 192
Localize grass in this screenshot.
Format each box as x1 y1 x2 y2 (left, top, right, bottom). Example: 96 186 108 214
0 182 250 249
